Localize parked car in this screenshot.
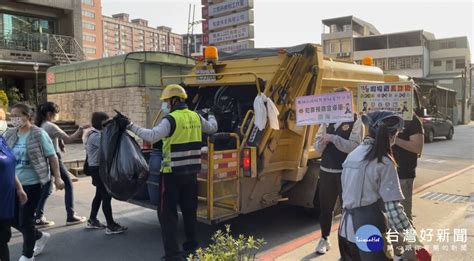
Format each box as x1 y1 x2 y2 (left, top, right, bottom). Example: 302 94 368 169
422 112 454 143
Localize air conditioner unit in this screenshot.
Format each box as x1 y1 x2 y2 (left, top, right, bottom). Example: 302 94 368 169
337 52 351 58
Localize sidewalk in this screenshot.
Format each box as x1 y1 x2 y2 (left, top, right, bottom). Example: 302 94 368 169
259 166 474 261
63 143 85 162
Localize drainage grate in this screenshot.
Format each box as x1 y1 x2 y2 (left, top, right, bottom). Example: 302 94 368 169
420 192 471 203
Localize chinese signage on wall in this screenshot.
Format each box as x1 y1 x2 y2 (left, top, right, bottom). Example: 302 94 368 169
296 91 354 126
208 10 253 31
357 82 413 120
208 0 253 17
202 0 254 52
209 24 254 44
216 40 254 52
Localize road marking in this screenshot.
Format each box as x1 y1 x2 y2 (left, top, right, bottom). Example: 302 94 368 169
413 164 474 195
419 158 446 164
257 164 474 260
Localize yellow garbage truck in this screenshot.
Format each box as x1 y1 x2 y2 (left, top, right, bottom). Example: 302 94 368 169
129 44 422 224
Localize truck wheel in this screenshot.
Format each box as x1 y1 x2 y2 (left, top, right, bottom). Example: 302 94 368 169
426 129 434 143
446 128 454 140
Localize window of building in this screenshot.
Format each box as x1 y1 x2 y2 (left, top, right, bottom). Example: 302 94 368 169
84 47 96 54
1 13 55 38
439 40 456 49
83 22 95 30
329 41 340 54
82 0 94 6
446 60 453 71
83 34 96 42
433 60 442 67
82 10 95 18
341 39 351 53
455 59 465 69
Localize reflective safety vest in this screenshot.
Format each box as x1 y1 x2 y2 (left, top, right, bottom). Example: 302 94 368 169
161 109 202 174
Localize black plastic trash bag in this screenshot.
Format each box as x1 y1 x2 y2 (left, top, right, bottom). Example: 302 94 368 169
99 113 149 201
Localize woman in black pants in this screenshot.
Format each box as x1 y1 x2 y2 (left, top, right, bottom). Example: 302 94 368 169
3 103 65 260
84 112 127 235
34 102 87 227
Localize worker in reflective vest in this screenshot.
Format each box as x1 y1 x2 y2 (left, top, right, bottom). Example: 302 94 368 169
126 84 218 261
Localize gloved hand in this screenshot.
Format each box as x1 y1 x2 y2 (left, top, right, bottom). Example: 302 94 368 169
209 105 222 115
114 110 131 130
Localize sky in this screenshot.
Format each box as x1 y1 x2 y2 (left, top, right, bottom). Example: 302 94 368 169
102 0 474 55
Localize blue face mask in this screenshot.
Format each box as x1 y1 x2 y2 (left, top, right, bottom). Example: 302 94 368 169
161 102 170 114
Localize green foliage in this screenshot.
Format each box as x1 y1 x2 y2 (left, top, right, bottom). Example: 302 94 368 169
189 225 266 261
0 90 8 110
6 87 23 105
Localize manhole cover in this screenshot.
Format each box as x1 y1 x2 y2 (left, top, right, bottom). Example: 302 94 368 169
420 192 471 203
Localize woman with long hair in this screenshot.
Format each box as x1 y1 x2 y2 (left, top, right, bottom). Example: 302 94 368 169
84 112 127 234
33 102 87 227
338 111 422 261
3 103 64 261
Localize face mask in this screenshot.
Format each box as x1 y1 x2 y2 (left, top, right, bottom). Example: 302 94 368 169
11 117 26 128
0 120 7 134
161 102 170 114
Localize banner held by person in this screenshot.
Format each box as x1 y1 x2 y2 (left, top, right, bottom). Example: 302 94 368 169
357 82 413 120
296 91 354 126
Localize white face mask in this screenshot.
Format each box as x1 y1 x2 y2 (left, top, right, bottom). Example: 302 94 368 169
0 120 7 134
11 117 26 128
161 102 170 114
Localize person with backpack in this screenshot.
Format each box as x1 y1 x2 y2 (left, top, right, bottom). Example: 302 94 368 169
34 102 87 227
84 112 127 234
338 111 423 261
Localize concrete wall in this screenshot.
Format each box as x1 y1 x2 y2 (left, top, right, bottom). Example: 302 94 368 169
353 46 423 60
1 0 83 43
423 47 430 77
48 87 149 127
385 69 423 78
16 0 76 10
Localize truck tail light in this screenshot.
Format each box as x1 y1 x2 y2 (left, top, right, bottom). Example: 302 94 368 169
242 148 251 176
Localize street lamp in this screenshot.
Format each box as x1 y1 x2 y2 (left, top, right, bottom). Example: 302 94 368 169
33 62 39 106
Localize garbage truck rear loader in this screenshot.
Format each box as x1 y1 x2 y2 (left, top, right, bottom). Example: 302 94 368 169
130 44 417 224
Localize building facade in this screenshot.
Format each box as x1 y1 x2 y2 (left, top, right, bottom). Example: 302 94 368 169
427 37 471 124
353 30 435 78
0 0 84 105
81 0 103 59
102 14 183 57
321 16 379 60
322 16 471 124
182 34 203 57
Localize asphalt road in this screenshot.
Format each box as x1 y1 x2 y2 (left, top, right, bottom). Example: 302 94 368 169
8 124 474 261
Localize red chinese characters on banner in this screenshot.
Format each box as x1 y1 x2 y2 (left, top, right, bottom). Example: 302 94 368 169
47 72 55 85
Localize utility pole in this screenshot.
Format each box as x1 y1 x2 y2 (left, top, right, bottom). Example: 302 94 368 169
186 4 202 57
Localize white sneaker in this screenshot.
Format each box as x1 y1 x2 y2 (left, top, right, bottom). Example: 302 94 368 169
19 255 35 261
315 237 331 254
33 232 50 256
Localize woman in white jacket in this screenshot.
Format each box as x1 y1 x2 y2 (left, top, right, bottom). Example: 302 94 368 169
338 111 422 261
